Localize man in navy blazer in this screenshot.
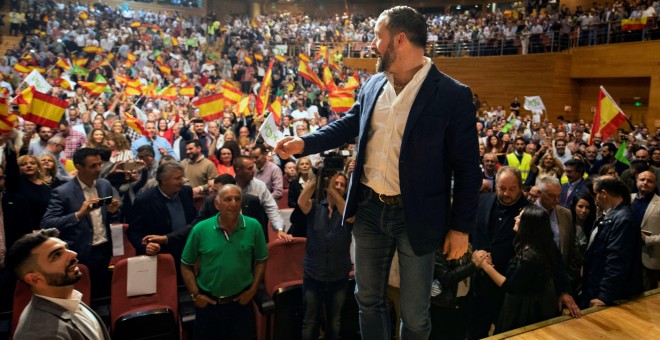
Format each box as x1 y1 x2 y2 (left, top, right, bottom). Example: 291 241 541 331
560 159 587 208
41 148 120 298
277 6 480 339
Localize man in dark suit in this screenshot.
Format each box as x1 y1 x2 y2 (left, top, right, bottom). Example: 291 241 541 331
126 162 197 264
5 229 111 339
192 174 267 236
560 159 587 208
41 148 120 298
276 7 481 339
581 176 643 308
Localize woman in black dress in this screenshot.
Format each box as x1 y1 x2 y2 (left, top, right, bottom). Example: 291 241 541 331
478 205 560 333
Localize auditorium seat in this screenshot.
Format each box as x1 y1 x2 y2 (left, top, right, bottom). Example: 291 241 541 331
254 237 307 340
11 264 91 337
277 189 289 209
109 224 137 269
110 254 180 340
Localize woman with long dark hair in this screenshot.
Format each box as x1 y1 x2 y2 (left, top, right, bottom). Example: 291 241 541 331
566 193 597 290
477 205 564 333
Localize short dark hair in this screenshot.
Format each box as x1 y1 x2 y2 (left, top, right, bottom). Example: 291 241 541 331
514 137 526 144
191 118 204 125
602 143 616 153
594 177 630 200
233 155 251 169
72 148 101 166
214 174 237 185
185 139 202 148
136 145 155 157
251 143 268 155
380 6 427 48
564 159 585 174
5 229 60 281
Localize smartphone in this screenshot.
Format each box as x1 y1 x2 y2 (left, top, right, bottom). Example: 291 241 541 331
122 161 140 171
91 196 113 209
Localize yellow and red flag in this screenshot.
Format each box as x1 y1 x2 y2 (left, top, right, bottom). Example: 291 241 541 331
56 58 71 71
275 54 286 63
328 90 355 113
179 85 195 98
13 86 34 116
268 97 282 125
317 46 328 60
124 79 142 96
130 22 141 28
254 53 263 62
90 58 111 70
298 53 311 63
158 63 172 75
13 63 31 74
621 18 648 31
158 85 177 101
77 81 107 97
221 81 242 105
125 52 137 67
83 46 103 54
72 57 89 67
115 74 129 86
244 56 253 65
323 66 337 93
256 59 275 116
79 11 88 20
589 86 629 145
125 112 150 137
344 72 360 91
298 61 324 89
236 95 251 117
0 96 17 134
23 91 68 129
192 93 224 122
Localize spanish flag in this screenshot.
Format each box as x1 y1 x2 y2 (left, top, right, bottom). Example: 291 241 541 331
317 46 328 60
344 72 360 91
244 56 253 65
106 52 115 61
179 85 195 98
142 83 158 98
91 58 111 70
221 81 242 105
125 112 150 137
236 95 251 117
57 74 75 91
72 57 89 67
298 61 324 89
0 96 18 134
158 85 177 101
323 66 337 93
56 58 71 71
125 78 142 96
79 11 88 20
254 53 263 62
13 86 34 116
298 53 311 63
125 52 137 67
328 90 355 113
158 63 172 76
23 91 68 129
77 81 107 97
621 18 648 31
83 46 103 54
13 63 31 74
256 59 275 116
130 22 141 28
193 93 224 122
268 97 282 125
589 86 630 145
115 74 128 86
275 54 286 63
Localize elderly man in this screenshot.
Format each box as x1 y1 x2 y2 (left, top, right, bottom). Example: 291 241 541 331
127 162 197 264
632 171 660 290
5 229 111 339
181 185 267 340
536 177 576 266
131 121 178 163
580 176 643 308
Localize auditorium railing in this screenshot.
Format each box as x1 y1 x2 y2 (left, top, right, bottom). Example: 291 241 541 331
272 17 659 59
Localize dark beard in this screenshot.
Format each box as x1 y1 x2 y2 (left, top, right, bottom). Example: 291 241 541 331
375 41 395 73
43 260 82 287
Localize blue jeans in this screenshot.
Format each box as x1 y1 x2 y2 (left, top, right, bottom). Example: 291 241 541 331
194 301 252 340
353 191 435 340
302 275 349 340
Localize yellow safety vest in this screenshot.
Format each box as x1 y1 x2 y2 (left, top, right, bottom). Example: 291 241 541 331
506 152 532 181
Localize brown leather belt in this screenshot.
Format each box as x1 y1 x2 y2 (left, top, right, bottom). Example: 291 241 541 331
362 185 401 205
200 290 242 304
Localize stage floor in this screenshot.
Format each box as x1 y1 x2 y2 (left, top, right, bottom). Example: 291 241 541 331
488 288 660 339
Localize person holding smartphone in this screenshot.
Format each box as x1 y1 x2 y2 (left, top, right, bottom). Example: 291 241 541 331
632 170 660 290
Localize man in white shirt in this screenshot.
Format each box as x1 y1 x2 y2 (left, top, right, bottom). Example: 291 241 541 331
5 229 111 339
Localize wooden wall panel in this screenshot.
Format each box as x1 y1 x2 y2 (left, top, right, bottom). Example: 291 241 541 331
570 41 660 78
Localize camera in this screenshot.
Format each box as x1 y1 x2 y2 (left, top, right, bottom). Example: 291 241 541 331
315 149 351 203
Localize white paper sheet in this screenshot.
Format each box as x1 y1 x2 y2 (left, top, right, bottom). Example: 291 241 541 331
126 256 158 297
110 224 124 256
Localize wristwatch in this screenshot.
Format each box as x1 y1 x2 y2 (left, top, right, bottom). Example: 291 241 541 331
190 292 200 301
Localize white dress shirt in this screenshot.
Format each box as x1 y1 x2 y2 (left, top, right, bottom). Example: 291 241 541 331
77 178 108 245
361 57 433 195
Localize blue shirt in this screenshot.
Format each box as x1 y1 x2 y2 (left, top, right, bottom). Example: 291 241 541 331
131 136 178 163
304 200 353 282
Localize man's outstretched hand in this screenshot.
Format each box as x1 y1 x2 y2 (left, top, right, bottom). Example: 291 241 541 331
275 137 305 159
443 230 469 260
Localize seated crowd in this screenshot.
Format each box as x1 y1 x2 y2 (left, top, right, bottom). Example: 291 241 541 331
0 1 658 340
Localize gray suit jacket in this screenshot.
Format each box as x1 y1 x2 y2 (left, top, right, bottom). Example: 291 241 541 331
640 194 660 270
556 205 576 266
14 295 110 340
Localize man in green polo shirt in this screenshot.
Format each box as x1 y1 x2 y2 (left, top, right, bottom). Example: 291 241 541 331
181 184 267 340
